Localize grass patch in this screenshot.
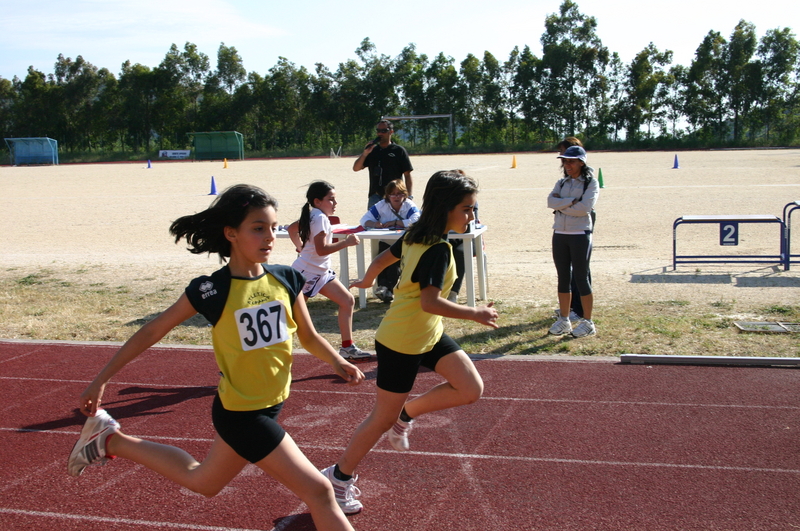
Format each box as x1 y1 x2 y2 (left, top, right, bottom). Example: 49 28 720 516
0 267 797 358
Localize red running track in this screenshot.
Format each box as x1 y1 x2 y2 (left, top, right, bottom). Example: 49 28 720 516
1 339 799 530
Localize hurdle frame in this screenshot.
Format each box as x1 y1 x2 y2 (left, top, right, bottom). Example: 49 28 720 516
784 201 800 267
672 214 788 271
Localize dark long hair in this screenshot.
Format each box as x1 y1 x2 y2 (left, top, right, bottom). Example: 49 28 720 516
169 184 277 259
298 180 334 246
404 170 478 245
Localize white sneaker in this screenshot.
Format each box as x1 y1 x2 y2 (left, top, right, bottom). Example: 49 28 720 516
387 418 414 451
447 291 458 303
67 409 120 477
321 466 363 514
549 317 572 336
339 344 371 360
571 319 596 338
554 309 581 321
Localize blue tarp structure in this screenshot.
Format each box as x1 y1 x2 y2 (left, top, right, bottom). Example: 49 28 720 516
4 137 59 165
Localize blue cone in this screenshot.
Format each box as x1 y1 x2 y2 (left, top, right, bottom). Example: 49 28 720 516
209 176 218 195
672 154 680 169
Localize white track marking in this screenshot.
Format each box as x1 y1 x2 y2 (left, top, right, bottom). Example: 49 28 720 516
6 428 799 475
0 508 266 530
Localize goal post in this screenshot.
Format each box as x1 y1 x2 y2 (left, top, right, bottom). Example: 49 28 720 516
381 115 454 146
4 137 59 165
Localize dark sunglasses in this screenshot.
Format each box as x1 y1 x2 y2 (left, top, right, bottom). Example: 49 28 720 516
376 128 391 133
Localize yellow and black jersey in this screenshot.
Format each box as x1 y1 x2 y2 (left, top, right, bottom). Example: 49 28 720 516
375 238 456 354
185 265 303 411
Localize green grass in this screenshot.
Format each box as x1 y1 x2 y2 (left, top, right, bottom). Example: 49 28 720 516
1 267 799 358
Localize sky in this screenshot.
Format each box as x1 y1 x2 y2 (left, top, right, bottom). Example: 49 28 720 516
1 0 798 82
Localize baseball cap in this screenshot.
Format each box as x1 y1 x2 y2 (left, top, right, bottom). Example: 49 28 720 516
557 145 587 162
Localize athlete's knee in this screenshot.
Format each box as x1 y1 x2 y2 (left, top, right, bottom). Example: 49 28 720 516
193 483 225 498
303 476 336 508
459 376 484 405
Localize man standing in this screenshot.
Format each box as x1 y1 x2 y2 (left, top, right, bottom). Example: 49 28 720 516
353 120 413 208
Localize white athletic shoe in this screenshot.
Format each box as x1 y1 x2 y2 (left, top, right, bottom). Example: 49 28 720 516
549 317 572 336
571 319 596 338
321 466 363 514
339 344 371 360
67 409 120 477
554 309 582 321
387 418 414 451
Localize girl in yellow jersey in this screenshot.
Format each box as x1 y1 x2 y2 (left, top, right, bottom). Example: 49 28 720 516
321 170 499 514
68 184 363 531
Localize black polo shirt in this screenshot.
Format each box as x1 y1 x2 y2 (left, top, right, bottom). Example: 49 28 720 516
363 142 413 197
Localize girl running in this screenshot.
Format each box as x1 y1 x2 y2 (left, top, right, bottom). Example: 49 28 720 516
291 180 370 360
321 170 499 514
68 184 364 531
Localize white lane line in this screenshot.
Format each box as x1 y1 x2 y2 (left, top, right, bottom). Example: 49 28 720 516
6 428 800 476
0 508 266 530
2 376 798 410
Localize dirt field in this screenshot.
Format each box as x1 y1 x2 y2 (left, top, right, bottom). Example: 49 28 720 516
2 149 799 311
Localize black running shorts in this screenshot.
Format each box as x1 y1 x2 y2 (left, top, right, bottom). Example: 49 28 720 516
376 333 461 394
211 394 286 463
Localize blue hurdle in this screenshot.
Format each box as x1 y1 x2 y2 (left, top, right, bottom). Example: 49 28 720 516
784 201 800 267
673 214 788 271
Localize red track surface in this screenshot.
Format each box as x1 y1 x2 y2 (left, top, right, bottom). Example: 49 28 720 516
1 339 799 530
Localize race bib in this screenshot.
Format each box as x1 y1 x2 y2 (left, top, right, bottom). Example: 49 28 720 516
235 301 288 351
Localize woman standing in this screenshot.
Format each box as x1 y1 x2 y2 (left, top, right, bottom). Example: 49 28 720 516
548 146 599 338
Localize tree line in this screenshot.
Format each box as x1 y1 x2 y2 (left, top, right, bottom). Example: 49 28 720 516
1 0 798 160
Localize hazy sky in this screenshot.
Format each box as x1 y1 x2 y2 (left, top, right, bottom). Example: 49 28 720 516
1 0 797 81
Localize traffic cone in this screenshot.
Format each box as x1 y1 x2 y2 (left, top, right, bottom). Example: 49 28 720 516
209 176 218 195
147 160 151 169
598 168 605 188
672 154 680 169
511 155 517 169
223 158 228 169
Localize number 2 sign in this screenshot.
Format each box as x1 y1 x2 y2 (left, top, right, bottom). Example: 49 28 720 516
720 222 739 246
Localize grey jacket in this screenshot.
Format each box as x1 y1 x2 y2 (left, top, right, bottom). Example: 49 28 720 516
547 167 599 232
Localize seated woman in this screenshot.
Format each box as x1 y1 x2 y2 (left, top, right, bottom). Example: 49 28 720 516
359 179 421 303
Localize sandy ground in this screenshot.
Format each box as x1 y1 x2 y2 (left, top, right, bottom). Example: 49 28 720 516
2 149 799 310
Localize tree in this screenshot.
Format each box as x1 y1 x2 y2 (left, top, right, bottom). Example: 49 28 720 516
685 30 728 139
537 0 610 139
725 20 758 141
215 42 246 94
624 43 673 140
753 27 799 141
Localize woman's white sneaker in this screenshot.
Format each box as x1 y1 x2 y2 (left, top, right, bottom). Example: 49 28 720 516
571 319 596 338
549 317 572 336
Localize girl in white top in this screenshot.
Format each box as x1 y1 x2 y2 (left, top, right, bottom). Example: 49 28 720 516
291 181 370 360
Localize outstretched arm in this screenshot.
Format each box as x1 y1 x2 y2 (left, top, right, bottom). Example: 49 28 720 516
419 286 499 328
293 295 364 385
350 248 399 289
79 294 197 416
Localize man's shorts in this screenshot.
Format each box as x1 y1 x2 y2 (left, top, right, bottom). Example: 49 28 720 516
375 333 462 394
298 269 336 298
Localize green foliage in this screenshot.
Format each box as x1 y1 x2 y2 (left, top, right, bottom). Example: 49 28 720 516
2 1 798 156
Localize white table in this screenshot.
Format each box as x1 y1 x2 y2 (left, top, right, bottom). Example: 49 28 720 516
275 228 353 283
276 225 488 308
352 225 488 308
